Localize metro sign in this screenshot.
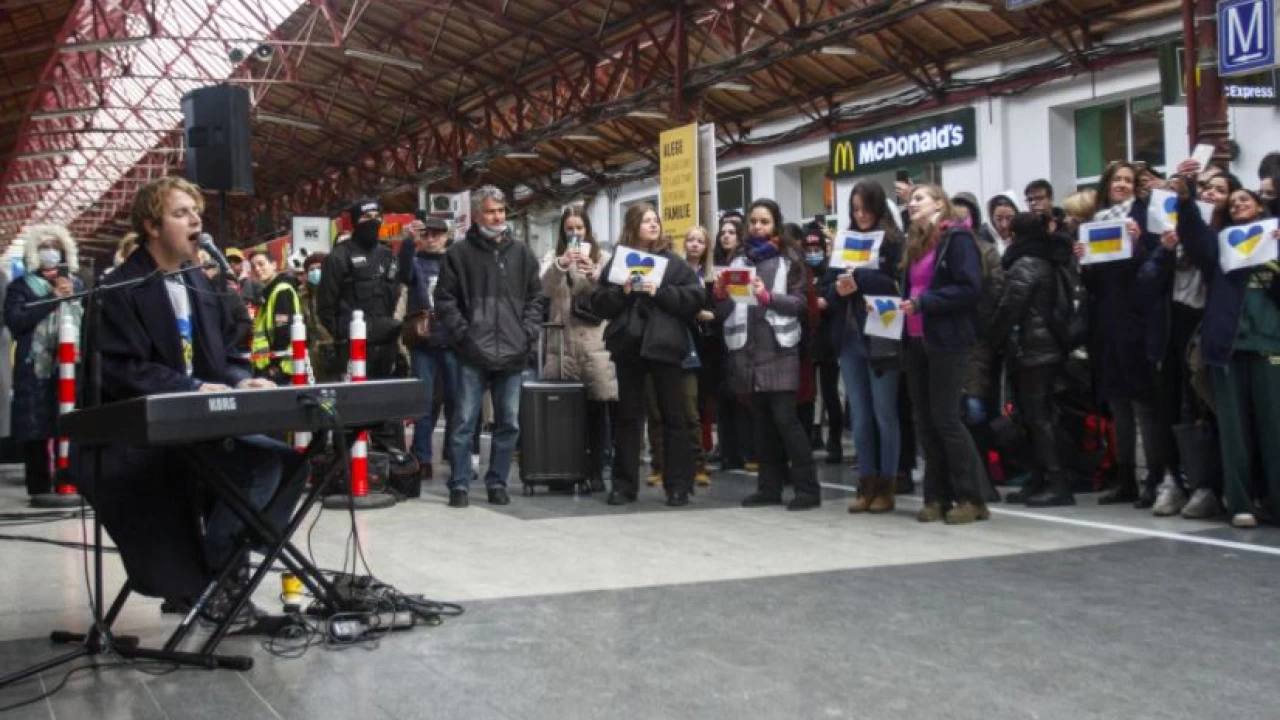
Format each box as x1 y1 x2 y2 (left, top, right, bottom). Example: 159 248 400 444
1219 0 1278 77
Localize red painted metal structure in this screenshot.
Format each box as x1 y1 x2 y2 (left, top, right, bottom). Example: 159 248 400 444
0 0 1185 254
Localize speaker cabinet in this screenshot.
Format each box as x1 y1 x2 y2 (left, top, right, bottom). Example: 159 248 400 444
181 85 253 194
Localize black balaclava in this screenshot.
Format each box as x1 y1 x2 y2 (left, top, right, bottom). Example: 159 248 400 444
349 199 381 249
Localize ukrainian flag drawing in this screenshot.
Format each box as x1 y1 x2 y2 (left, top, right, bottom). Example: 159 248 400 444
838 235 875 264
1087 224 1125 255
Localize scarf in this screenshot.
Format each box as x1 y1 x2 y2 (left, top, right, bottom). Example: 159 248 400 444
1093 198 1134 224
22 274 83 380
745 235 780 263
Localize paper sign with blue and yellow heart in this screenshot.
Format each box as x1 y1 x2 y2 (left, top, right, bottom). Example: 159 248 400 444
863 295 904 340
1078 220 1132 265
607 248 669 287
1218 218 1279 274
1147 189 1179 234
829 231 883 270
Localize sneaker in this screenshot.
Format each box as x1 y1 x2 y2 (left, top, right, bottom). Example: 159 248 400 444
448 490 469 508
646 471 663 487
1181 488 1221 519
487 488 511 505
1151 478 1187 517
916 503 943 523
1231 513 1258 529
944 501 990 525
694 470 711 486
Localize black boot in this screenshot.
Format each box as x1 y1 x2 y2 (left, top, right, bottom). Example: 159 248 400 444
1098 465 1138 505
824 440 843 465
1134 469 1160 509
1006 471 1045 504
1026 471 1076 507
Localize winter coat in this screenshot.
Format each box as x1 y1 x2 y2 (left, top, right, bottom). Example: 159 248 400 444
0 267 11 439
714 252 805 395
805 260 839 363
900 225 984 351
541 259 618 401
989 233 1074 369
434 225 547 373
396 240 453 348
1176 193 1280 367
316 237 401 377
964 232 1006 399
821 227 904 352
4 227 82 443
592 248 704 367
1081 199 1160 402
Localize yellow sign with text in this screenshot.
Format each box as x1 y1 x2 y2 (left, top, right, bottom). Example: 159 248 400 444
659 122 699 252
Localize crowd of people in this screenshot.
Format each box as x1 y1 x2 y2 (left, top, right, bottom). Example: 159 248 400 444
5 150 1280 532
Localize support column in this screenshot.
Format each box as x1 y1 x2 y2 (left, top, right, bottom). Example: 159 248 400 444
1192 0 1230 166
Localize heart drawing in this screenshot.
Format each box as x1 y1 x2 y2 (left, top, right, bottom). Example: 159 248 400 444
1227 225 1265 257
625 252 656 275
874 298 898 327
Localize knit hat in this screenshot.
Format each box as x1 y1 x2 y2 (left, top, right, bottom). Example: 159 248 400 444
349 198 380 226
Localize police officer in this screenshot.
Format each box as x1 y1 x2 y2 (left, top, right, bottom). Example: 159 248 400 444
317 198 402 377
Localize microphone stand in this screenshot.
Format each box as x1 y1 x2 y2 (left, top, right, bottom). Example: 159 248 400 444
0 263 211 690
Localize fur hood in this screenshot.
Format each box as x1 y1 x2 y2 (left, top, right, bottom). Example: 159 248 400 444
20 224 79 273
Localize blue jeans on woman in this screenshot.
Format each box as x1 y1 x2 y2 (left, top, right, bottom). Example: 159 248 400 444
840 333 901 478
410 347 458 465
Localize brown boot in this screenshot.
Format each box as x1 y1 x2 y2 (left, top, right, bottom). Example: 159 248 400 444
868 475 896 514
847 476 875 514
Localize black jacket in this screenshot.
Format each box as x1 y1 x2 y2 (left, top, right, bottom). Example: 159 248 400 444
592 248 704 366
434 225 546 372
901 225 984 351
821 227 904 352
989 233 1074 369
396 239 453 348
316 238 400 346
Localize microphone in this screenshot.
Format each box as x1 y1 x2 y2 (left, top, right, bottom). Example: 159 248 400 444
197 233 234 277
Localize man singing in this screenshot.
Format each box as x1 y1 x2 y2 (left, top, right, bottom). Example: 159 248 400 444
89 176 301 617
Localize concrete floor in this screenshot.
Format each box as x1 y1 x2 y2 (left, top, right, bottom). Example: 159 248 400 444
1 438 1278 720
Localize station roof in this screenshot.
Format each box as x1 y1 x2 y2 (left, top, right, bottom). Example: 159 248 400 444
0 0 1179 255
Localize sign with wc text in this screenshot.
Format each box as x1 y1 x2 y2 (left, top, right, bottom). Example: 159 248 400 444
1218 0 1278 78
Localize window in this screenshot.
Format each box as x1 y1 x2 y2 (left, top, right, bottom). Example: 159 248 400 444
717 168 752 217
1074 93 1166 189
800 164 832 221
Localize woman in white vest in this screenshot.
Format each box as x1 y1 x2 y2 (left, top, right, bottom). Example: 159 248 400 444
712 199 819 510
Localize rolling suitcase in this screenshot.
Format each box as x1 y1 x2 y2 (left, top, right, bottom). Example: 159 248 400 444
519 324 590 494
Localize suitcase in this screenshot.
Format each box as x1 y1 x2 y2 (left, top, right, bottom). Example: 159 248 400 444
519 324 590 495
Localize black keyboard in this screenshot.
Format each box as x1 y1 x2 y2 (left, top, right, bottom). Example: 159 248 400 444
59 380 427 447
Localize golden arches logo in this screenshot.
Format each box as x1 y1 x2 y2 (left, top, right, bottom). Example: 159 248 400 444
832 140 856 176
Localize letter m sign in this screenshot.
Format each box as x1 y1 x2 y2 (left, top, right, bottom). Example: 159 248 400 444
1218 0 1278 77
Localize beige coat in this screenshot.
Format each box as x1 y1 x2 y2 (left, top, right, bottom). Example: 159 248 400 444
541 259 617 402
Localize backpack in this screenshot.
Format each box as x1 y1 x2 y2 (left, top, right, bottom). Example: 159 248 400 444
1048 264 1087 352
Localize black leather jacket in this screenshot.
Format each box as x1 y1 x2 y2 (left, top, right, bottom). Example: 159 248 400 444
989 233 1074 369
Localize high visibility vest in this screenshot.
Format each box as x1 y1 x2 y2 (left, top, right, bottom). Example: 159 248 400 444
251 280 300 372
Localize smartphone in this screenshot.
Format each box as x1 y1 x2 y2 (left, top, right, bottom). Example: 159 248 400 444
1191 144 1214 169
57 266 70 279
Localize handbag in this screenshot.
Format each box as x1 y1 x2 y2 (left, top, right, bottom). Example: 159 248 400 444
604 301 648 359
400 310 431 346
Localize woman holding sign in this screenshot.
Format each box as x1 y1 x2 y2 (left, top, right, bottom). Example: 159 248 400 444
823 181 904 514
592 204 704 507
1074 160 1166 508
1169 159 1280 529
713 199 820 510
899 185 989 525
542 206 617 492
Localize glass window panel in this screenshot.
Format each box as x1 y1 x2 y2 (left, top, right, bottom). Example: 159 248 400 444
1130 93 1166 170
1075 101 1127 180
800 164 829 220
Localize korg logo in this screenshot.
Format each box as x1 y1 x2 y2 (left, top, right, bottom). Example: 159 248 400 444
208 397 237 413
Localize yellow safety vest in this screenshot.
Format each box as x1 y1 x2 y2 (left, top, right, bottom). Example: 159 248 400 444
251 280 300 372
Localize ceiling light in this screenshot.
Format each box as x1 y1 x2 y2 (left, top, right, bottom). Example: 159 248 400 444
31 107 97 121
17 150 69 161
711 81 754 92
561 134 603 142
257 112 323 132
343 48 424 71
626 110 668 119
820 46 860 56
60 37 147 53
505 152 541 159
7 180 50 189
936 1 993 11
0 203 29 211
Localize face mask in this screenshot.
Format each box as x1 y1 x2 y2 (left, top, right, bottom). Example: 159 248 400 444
804 253 824 267
38 248 61 269
353 220 381 247
307 268 321 286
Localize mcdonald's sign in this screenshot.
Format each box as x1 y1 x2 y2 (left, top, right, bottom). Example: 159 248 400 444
828 108 978 178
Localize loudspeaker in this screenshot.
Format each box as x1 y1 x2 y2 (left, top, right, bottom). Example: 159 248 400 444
182 85 253 194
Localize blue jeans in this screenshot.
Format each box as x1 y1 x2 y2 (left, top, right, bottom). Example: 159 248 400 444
410 347 458 464
840 334 901 477
449 363 522 492
202 434 303 570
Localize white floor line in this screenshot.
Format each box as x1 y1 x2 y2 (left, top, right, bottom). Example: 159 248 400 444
820 481 1280 558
